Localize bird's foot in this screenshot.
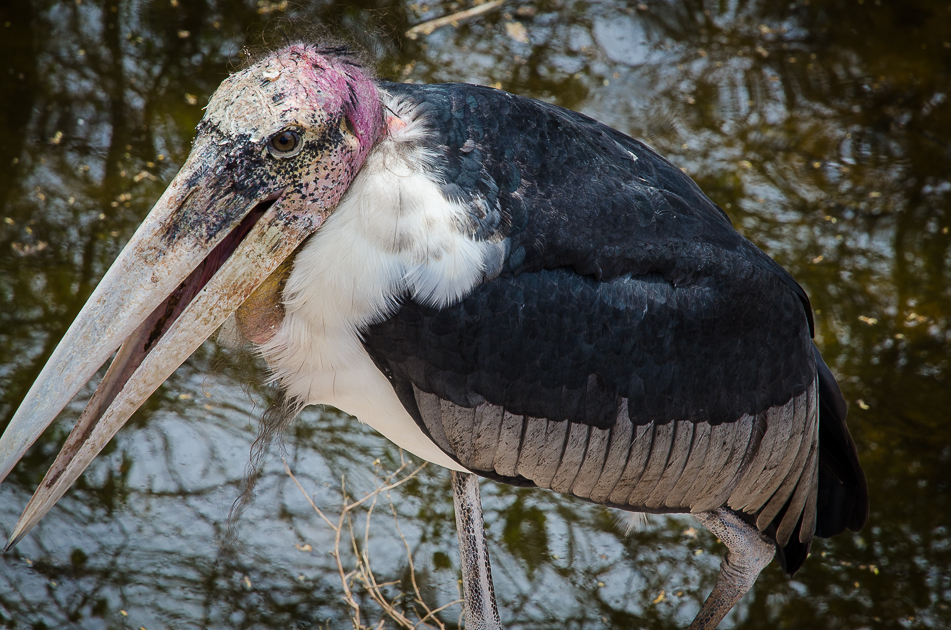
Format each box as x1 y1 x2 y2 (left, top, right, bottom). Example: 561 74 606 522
688 508 775 630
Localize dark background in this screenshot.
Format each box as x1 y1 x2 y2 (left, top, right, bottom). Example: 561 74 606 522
0 0 949 628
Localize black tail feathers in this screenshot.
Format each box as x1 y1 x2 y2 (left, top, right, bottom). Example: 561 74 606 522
813 347 869 537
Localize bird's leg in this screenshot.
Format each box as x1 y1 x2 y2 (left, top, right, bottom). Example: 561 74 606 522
688 508 775 630
451 471 503 630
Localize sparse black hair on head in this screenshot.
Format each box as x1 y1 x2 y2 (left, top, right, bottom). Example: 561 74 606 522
234 19 381 77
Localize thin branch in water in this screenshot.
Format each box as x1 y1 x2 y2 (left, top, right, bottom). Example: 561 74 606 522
284 457 454 630
405 0 507 40
283 458 337 532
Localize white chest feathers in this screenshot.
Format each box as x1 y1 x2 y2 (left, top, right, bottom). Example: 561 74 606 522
257 103 503 470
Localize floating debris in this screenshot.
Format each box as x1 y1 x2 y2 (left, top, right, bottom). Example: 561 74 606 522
11 242 48 256
505 21 528 44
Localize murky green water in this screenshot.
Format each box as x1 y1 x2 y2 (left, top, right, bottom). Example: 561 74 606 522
0 0 949 628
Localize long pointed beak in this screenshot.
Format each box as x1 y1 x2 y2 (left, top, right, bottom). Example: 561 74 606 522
0 148 321 548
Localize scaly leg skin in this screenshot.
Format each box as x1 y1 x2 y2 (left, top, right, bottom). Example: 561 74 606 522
451 471 503 630
688 508 776 630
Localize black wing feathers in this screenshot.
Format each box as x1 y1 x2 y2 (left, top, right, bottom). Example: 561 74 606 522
364 266 814 429
386 81 814 330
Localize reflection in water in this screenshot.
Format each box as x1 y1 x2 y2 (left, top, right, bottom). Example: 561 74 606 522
0 0 949 628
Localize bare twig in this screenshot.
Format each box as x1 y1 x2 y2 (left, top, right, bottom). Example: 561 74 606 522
405 0 507 40
284 457 455 630
283 459 337 532
416 599 462 629
390 501 428 618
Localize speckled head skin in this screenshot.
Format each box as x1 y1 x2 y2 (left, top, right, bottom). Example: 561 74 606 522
194 44 384 226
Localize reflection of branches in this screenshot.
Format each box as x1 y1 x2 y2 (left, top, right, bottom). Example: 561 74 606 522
283 456 459 630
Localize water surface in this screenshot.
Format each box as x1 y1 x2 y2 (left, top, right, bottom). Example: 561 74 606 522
0 1 949 628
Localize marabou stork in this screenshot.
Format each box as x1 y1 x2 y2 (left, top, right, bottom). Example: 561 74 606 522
0 44 868 629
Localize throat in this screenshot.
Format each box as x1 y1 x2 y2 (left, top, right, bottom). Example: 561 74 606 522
234 255 294 345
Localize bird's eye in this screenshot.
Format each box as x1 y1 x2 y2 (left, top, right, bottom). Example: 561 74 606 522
267 129 301 157
340 116 356 137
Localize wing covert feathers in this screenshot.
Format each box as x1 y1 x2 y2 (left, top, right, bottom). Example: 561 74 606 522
412 381 819 547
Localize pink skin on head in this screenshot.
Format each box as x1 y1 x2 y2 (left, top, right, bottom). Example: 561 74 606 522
266 45 384 165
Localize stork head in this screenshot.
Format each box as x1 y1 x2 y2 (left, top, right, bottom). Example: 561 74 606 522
195 44 382 234
0 45 383 547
